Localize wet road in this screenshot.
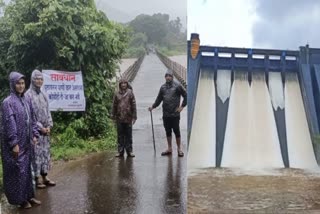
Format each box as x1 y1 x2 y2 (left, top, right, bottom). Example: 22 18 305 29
188 168 320 214
1 53 187 214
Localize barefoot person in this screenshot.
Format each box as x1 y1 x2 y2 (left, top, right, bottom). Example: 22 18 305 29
0 71 41 209
25 69 56 189
148 69 187 157
112 78 137 157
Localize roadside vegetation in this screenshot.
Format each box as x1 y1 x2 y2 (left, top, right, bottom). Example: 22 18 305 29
0 0 127 190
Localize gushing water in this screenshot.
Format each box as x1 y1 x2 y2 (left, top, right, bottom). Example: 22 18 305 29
188 69 216 173
285 73 318 169
189 70 318 173
221 72 250 167
222 72 283 168
188 70 320 213
249 72 283 168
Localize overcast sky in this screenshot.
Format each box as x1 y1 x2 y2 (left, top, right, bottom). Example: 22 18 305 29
2 0 186 26
188 0 320 50
96 0 186 27
3 0 320 49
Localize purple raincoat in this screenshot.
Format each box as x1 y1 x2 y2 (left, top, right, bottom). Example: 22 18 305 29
0 71 39 205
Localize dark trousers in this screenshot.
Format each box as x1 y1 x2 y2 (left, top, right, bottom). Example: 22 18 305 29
163 117 181 138
117 122 133 154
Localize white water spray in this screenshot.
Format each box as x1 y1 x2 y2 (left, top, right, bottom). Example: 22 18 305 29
221 71 250 167
285 73 318 169
222 72 283 168
188 69 216 172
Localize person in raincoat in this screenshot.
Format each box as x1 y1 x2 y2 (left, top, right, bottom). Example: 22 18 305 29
25 69 56 189
0 71 41 209
149 69 187 157
112 78 137 157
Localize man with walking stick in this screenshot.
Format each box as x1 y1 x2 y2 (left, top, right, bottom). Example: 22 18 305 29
148 69 187 157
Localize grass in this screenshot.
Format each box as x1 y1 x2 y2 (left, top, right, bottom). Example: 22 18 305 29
50 133 117 161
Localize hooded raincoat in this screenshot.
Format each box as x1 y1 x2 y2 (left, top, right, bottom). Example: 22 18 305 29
112 78 137 123
0 71 39 205
25 70 53 177
112 78 137 154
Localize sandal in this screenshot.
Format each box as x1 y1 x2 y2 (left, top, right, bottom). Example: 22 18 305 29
127 152 135 157
36 182 46 189
44 179 56 186
178 151 184 157
29 198 41 205
115 153 124 158
21 201 32 209
36 177 46 189
161 151 172 156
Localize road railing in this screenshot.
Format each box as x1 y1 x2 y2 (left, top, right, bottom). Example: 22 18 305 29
119 54 145 83
156 50 187 88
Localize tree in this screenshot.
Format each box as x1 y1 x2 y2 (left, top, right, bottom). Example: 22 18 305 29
0 0 5 15
129 13 169 44
129 32 148 48
0 0 129 138
169 17 182 34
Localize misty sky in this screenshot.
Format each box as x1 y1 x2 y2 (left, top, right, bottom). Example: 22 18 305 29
95 0 186 27
2 0 186 26
3 0 320 49
188 0 320 50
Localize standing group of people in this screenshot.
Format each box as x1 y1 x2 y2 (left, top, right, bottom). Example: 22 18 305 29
0 67 186 209
0 70 55 209
112 69 187 157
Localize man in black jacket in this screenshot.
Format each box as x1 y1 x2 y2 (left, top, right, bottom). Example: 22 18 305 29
149 69 187 157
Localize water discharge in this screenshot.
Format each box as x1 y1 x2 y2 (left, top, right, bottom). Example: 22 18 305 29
188 69 216 173
221 72 250 167
249 72 283 168
285 73 318 169
222 72 283 168
189 70 318 171
188 70 320 213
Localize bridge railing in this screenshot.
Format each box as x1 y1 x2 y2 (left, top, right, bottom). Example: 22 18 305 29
156 50 187 88
118 54 145 83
